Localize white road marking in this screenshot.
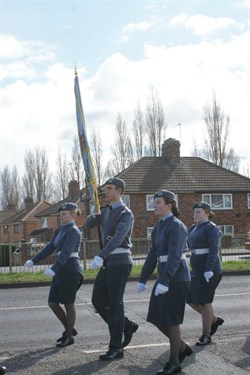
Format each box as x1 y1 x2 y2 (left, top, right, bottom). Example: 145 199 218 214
0 292 249 311
83 342 170 354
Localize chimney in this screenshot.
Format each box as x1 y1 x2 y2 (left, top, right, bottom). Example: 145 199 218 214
68 180 80 199
6 203 16 211
161 138 180 164
24 197 34 209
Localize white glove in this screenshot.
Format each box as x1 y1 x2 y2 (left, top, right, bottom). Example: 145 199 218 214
154 283 169 296
24 260 34 268
204 271 213 282
90 255 104 269
44 268 55 277
136 282 146 293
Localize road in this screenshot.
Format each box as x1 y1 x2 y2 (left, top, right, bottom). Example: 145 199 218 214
0 275 250 374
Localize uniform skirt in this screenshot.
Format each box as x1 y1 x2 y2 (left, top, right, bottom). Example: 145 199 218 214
48 258 83 304
187 273 222 305
147 281 189 327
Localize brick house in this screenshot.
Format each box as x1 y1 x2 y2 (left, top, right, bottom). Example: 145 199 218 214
86 138 250 239
34 180 86 240
0 198 51 244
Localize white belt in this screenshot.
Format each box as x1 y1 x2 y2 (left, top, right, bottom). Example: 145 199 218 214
157 254 187 263
191 248 209 255
57 251 79 258
110 247 131 255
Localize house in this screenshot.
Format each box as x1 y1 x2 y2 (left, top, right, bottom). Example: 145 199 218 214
0 198 51 244
35 180 86 240
93 138 250 239
11 139 249 246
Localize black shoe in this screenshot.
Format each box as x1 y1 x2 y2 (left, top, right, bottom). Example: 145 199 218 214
179 344 193 363
210 317 224 336
195 334 211 346
122 321 139 348
56 336 74 347
157 362 181 375
99 347 124 361
0 366 6 375
57 328 77 342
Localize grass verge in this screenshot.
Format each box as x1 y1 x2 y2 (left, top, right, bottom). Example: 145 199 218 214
0 261 249 285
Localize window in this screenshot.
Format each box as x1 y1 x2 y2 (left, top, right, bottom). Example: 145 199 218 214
147 227 154 239
219 225 234 235
248 193 250 209
42 217 48 228
123 195 130 208
3 225 8 233
202 194 232 209
146 195 154 211
14 224 19 233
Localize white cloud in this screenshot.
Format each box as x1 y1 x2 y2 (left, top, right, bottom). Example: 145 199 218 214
233 0 250 8
0 35 56 81
1 31 250 176
169 14 244 36
120 21 154 42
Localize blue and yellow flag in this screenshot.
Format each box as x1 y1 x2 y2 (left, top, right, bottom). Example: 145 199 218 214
74 69 100 214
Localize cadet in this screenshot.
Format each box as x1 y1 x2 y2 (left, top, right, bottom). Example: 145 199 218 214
85 177 138 361
24 202 83 347
187 201 223 346
137 190 191 375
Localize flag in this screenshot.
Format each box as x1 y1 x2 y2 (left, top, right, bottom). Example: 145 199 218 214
74 69 100 215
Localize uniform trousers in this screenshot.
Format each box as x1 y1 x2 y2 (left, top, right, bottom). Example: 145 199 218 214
92 263 132 349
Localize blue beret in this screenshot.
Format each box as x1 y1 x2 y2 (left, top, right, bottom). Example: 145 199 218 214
104 177 125 189
193 201 211 211
154 190 176 202
59 202 78 212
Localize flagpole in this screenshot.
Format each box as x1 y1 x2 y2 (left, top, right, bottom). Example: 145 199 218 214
74 69 103 249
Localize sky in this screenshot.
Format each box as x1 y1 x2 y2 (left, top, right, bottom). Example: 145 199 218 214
1 0 250 178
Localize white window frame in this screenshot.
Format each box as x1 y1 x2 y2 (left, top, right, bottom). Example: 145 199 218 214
122 194 130 208
147 227 154 239
42 217 48 228
146 195 154 211
219 225 234 235
14 224 19 233
202 193 233 210
248 193 250 209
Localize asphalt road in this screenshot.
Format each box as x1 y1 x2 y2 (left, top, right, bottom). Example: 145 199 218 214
0 275 250 374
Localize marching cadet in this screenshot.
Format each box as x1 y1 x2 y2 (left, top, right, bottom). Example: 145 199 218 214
137 190 192 375
187 201 223 346
85 177 139 361
24 202 83 347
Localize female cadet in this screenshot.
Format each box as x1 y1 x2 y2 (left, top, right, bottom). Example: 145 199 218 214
24 202 83 347
187 201 223 346
137 190 191 375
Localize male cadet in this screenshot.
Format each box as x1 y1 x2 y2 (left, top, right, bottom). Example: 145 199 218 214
85 177 138 360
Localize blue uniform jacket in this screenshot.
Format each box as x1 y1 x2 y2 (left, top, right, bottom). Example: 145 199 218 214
139 215 190 287
188 221 222 275
85 201 134 264
31 222 81 273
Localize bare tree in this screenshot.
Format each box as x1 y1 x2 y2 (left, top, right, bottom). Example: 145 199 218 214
54 151 71 200
70 136 84 187
90 127 104 186
23 146 54 202
145 87 166 156
110 113 134 174
0 165 21 209
22 150 36 199
203 92 231 167
132 103 147 159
